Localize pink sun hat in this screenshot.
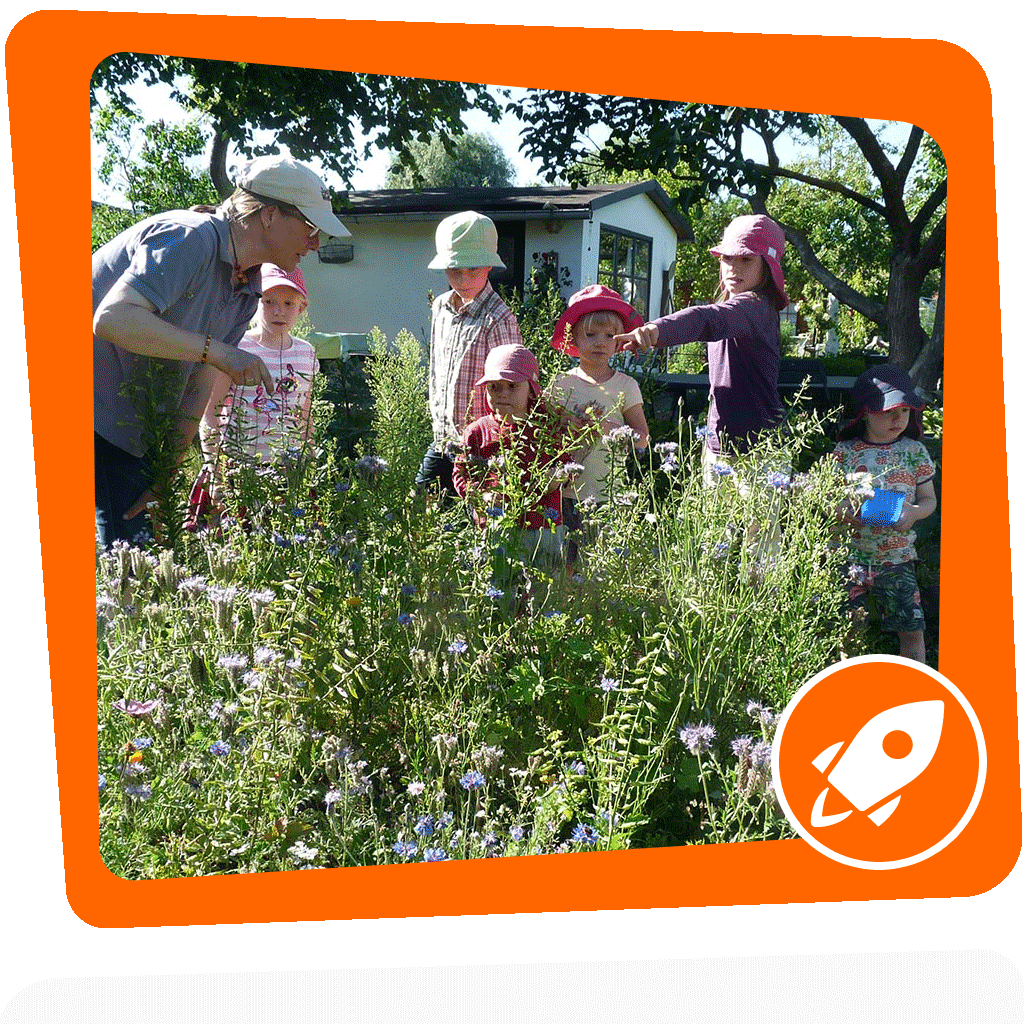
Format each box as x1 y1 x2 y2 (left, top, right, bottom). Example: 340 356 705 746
550 285 645 356
475 344 542 406
260 263 308 300
709 215 789 310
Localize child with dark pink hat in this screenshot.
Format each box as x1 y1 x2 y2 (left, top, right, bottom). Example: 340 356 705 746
617 214 788 480
453 344 572 568
548 285 650 509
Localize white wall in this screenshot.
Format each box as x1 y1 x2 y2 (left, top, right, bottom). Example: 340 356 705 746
300 220 445 350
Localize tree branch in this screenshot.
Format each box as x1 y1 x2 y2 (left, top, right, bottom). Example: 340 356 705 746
777 218 887 324
745 161 887 217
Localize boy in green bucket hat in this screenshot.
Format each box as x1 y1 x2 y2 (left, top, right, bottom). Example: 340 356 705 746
416 211 523 501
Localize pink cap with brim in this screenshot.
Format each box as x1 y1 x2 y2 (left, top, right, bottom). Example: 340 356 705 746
550 284 645 356
710 214 789 310
260 263 308 300
475 344 542 411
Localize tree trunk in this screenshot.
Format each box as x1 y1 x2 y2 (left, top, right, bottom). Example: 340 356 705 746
209 126 232 200
885 249 928 370
910 258 944 399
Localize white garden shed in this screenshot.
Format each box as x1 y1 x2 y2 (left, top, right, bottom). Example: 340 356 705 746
299 181 692 349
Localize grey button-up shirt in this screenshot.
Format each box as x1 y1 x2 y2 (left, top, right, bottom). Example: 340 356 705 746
93 209 262 457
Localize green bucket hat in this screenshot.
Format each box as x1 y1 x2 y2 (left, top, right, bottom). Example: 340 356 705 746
428 211 505 270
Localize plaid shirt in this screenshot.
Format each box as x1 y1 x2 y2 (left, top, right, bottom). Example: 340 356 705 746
427 282 522 446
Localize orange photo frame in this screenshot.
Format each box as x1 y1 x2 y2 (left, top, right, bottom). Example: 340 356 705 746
7 12 1016 926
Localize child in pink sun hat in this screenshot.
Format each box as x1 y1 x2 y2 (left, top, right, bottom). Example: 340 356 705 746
454 344 572 569
616 214 788 481
548 285 650 509
190 263 319 530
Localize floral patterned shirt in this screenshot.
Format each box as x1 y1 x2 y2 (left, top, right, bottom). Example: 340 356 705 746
833 436 936 565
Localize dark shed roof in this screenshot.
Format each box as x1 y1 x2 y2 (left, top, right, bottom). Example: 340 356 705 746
334 181 692 240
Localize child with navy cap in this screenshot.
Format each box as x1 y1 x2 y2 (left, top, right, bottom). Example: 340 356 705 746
833 364 937 662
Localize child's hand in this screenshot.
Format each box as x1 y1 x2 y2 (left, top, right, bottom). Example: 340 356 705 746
892 505 922 532
615 323 659 353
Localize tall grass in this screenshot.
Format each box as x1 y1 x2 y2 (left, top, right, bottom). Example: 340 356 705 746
98 332 862 877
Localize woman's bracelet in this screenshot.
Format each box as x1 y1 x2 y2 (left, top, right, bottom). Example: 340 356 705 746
200 334 212 365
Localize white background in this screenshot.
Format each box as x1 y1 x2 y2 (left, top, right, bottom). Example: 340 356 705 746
2 3 1020 1019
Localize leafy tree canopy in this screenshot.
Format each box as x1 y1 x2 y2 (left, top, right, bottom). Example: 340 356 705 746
383 131 516 189
91 104 218 249
92 55 504 196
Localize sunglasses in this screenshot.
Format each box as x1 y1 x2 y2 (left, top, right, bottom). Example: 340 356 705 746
291 211 320 238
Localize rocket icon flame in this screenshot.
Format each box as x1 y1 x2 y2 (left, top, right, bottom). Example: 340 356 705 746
809 700 945 828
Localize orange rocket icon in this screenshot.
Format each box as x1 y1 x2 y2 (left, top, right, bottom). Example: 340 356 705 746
809 700 944 828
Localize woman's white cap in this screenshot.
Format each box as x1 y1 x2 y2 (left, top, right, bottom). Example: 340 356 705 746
237 155 351 238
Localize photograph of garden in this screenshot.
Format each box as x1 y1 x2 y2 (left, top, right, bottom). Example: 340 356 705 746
92 57 944 878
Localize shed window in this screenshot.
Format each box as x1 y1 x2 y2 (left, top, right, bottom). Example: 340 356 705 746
598 227 652 319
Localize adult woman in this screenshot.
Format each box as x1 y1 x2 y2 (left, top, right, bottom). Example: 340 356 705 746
92 154 350 545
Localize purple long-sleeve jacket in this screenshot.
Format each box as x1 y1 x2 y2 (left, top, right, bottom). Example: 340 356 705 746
655 291 782 454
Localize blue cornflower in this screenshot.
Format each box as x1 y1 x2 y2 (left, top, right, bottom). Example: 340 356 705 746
123 784 152 800
679 723 717 755
766 470 792 490
711 462 733 477
400 584 418 596
272 533 292 548
571 822 599 846
447 639 469 655
392 840 418 859
414 814 436 838
132 736 154 749
422 847 447 862
335 480 351 493
486 507 505 519
599 676 621 692
510 826 525 842
209 739 231 756
485 585 504 599
460 770 486 790
292 507 306 517
98 773 106 793
397 612 415 626
437 811 455 829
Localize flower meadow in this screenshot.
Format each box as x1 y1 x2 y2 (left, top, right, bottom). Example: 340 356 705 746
98 328 875 878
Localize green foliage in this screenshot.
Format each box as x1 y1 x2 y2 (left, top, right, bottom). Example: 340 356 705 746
92 56 504 192
361 328 432 494
97 342 913 876
92 102 218 249
384 131 516 188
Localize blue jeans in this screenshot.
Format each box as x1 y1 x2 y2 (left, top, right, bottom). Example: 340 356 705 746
415 444 458 505
94 433 152 547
